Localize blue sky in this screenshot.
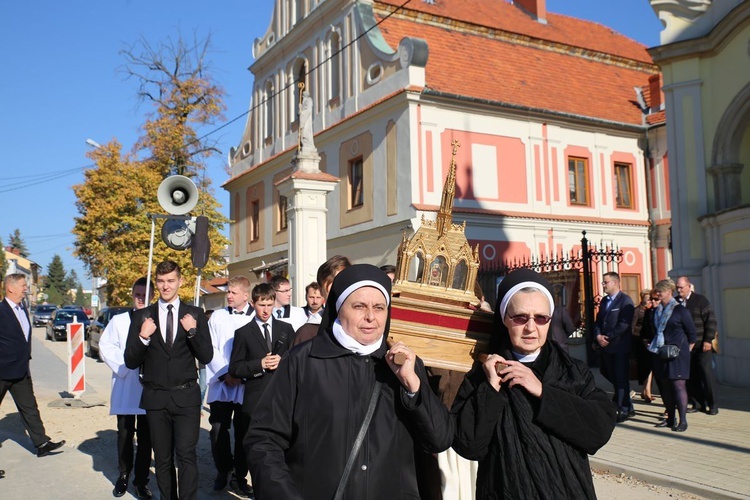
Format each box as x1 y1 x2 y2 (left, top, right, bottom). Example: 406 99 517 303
0 0 663 285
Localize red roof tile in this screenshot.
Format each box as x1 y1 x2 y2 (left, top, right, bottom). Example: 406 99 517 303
374 1 658 125
376 0 653 63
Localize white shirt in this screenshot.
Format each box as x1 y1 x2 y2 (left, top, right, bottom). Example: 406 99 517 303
205 307 253 404
98 311 145 415
158 298 180 343
274 305 307 332
6 297 30 341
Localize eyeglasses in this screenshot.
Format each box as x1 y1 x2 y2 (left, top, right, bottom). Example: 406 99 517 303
275 288 291 293
602 281 613 286
507 314 552 326
650 298 659 302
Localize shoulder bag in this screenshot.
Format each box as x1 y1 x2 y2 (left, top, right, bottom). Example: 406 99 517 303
657 344 680 360
333 381 383 500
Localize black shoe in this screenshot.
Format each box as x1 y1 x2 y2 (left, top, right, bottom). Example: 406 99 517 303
686 407 699 413
113 474 128 497
628 409 636 417
655 419 674 428
616 412 629 423
134 484 153 499
37 440 65 457
213 472 230 491
707 408 719 415
234 481 254 499
672 421 688 432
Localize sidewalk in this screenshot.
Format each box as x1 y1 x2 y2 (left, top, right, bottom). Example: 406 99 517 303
590 370 750 499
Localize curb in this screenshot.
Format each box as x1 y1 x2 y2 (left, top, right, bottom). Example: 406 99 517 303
590 457 746 500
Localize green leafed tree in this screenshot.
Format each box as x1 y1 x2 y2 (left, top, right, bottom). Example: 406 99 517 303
74 283 87 306
65 269 80 291
8 229 29 258
73 33 229 305
45 254 68 305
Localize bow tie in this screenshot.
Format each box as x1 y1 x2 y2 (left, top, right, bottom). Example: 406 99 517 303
232 309 245 315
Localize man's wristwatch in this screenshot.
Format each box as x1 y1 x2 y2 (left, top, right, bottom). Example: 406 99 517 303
187 327 197 338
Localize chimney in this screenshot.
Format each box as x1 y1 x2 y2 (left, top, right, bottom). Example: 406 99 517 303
514 0 547 24
648 74 662 111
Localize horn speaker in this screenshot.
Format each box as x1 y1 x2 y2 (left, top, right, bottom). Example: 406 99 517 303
157 175 199 215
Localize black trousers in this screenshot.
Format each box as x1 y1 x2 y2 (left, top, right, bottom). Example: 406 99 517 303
147 401 201 500
116 414 152 486
600 350 632 413
0 375 50 448
208 401 247 481
687 348 718 410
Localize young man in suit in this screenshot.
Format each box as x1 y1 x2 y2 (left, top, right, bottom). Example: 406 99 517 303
594 272 635 422
99 277 154 499
0 274 65 460
124 261 213 500
269 276 307 331
302 282 324 324
229 284 295 455
206 276 254 497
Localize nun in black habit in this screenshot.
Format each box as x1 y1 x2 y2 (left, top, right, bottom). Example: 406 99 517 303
245 264 454 500
451 269 616 499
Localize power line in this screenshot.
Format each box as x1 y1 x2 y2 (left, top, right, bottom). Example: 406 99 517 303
0 166 89 194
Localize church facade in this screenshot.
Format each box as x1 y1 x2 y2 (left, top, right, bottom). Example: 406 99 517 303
224 0 670 326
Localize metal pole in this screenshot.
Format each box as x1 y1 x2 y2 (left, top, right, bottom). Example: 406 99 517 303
146 217 155 303
194 269 202 307
581 230 595 366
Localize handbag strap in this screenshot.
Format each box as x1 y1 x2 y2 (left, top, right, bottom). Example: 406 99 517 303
333 381 383 500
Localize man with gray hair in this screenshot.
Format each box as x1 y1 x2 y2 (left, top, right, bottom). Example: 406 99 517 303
0 273 65 459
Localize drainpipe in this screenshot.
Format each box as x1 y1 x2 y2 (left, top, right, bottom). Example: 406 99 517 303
642 127 658 284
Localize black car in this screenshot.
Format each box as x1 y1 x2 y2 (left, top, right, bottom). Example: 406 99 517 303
33 304 58 327
46 309 90 342
87 306 131 359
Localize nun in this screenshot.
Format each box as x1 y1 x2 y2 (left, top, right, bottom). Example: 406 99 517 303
245 264 454 499
451 269 616 499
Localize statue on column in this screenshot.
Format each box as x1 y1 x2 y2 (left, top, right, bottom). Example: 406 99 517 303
298 87 315 153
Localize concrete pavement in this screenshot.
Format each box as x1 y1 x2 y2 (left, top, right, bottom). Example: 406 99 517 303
590 370 750 499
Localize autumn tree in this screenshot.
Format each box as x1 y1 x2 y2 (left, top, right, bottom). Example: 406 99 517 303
45 254 67 305
73 33 229 305
8 229 29 258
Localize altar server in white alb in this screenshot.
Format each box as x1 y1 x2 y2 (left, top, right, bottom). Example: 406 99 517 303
98 277 154 499
206 276 255 497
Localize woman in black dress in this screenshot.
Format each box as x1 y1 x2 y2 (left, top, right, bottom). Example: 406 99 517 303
452 269 616 499
648 279 697 432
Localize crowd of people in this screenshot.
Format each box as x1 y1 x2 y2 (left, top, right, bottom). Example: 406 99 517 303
593 272 719 433
0 262 720 499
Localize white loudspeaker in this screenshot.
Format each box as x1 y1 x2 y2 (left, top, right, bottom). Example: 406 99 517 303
157 175 199 215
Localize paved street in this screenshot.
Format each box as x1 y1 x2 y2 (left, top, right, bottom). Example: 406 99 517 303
591 370 750 499
2 327 747 499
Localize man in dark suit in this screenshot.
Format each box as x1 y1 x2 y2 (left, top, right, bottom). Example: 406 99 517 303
125 261 213 500
676 276 719 415
229 282 294 442
594 272 635 422
0 273 65 459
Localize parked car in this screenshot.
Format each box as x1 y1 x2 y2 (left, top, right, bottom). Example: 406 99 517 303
87 306 131 359
33 304 58 327
46 309 90 342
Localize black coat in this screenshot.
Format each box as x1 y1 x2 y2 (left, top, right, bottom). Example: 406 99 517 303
244 330 454 500
593 292 635 354
0 299 32 380
228 318 295 416
124 302 213 409
452 341 616 499
651 305 697 380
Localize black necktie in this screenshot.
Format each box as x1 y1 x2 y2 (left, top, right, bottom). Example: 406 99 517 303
166 304 174 348
263 323 272 352
276 309 283 319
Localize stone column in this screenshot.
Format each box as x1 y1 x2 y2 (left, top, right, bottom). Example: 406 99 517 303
277 154 339 306
708 163 744 211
